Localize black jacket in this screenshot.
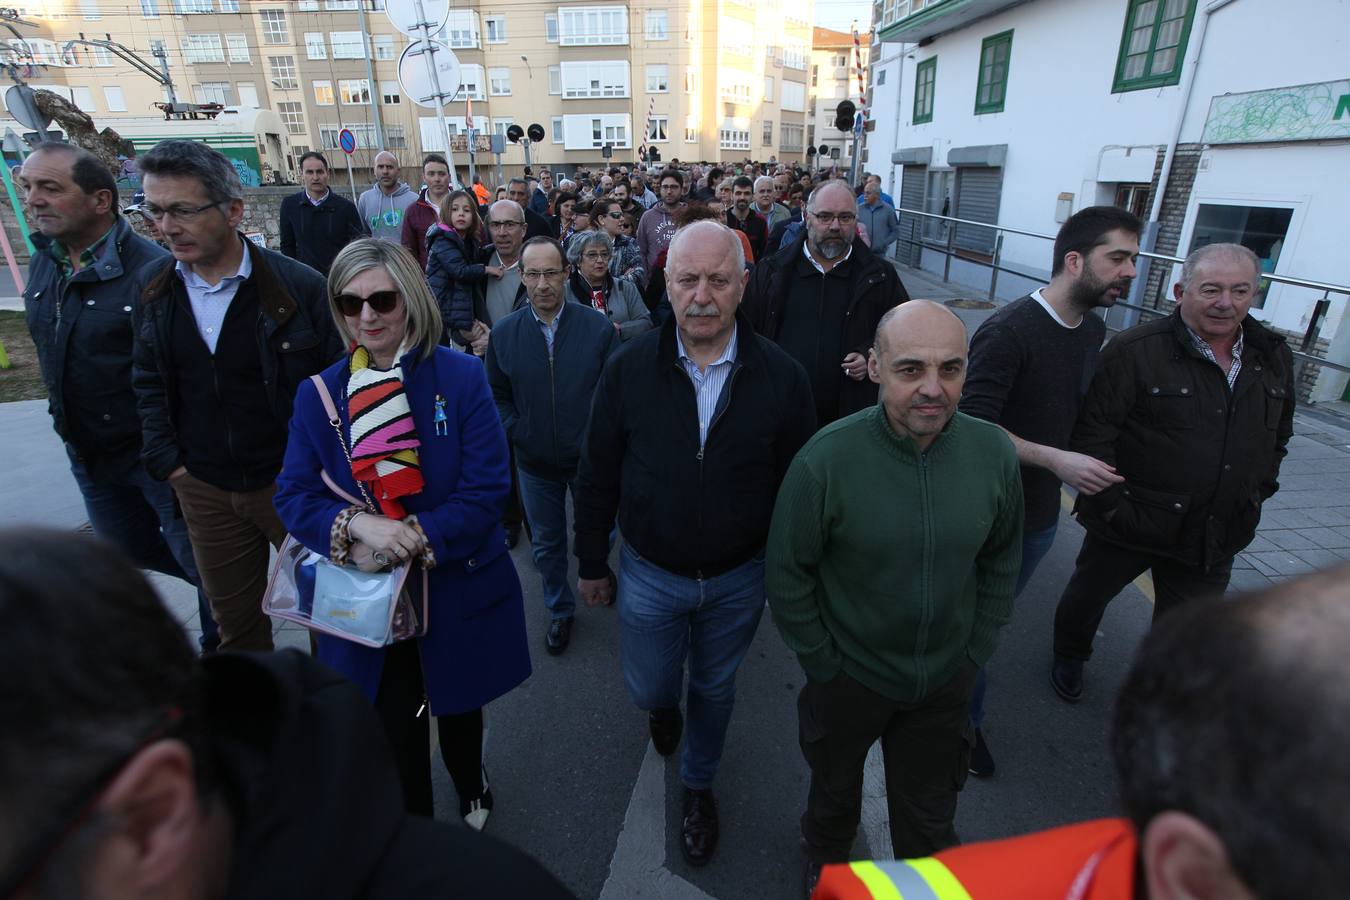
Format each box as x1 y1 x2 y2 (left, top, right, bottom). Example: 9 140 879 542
524 206 553 240
1071 311 1295 569
24 217 169 472
133 240 342 481
279 190 367 275
573 313 816 580
742 235 909 419
726 208 768 260
210 651 575 899
485 302 620 480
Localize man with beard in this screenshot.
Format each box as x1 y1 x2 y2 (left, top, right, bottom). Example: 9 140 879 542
957 206 1138 777
1050 242 1295 703
725 176 768 261
744 180 908 425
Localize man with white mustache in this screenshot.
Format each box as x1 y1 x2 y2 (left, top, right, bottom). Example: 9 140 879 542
573 221 816 867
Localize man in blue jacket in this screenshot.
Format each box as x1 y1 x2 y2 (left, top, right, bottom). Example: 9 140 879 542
486 236 620 655
19 141 218 653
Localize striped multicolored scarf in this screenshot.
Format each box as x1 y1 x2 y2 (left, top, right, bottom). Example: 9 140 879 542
346 345 424 518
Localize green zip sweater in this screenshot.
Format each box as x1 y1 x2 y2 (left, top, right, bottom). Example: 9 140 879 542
766 405 1024 703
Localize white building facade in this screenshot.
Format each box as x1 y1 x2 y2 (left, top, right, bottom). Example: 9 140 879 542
864 0 1350 401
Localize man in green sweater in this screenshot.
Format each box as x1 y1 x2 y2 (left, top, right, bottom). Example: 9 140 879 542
766 300 1023 892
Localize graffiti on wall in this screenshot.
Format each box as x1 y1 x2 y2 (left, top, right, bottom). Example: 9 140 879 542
1202 79 1350 145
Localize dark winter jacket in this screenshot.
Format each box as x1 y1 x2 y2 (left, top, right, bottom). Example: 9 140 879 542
1071 311 1295 569
278 190 366 275
208 651 575 899
24 216 168 474
726 208 768 261
399 188 442 269
485 302 620 479
425 224 486 336
563 270 654 342
743 234 909 420
132 240 341 482
573 313 817 581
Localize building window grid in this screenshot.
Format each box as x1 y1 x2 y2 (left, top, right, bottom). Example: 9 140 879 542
545 13 558 42
782 43 807 70
104 85 126 111
548 65 561 94
762 119 773 146
552 116 563 142
489 67 511 95
439 10 480 49
763 76 774 101
330 31 365 59
380 80 400 104
313 79 334 105
339 78 369 104
1114 0 1196 92
319 124 341 149
304 32 325 59
645 63 668 93
645 9 667 40
913 56 935 124
646 115 668 142
374 34 395 60
974 30 1011 114
268 54 298 89
140 0 159 18
719 128 750 150
277 100 306 134
385 124 406 148
217 0 237 10
780 121 804 150
91 45 113 66
685 126 698 142
260 10 288 45
719 80 752 104
561 61 629 99
484 15 506 43
183 33 225 63
225 32 249 62
560 6 628 46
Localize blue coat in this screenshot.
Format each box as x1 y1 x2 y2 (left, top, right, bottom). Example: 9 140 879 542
274 346 531 716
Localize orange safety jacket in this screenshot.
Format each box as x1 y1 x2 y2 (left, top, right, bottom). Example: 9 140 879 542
813 818 1137 900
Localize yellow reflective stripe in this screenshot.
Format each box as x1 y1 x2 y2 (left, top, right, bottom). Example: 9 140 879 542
849 862 904 900
906 858 973 900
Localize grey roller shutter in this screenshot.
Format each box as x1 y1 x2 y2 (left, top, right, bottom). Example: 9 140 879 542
953 166 1003 255
899 165 927 266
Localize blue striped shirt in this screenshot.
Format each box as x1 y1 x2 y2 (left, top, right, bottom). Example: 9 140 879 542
676 324 738 447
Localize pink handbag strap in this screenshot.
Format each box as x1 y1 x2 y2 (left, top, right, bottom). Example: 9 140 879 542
309 373 341 423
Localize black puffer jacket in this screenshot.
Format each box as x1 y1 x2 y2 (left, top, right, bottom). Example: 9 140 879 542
24 217 168 472
132 240 342 481
1071 311 1295 569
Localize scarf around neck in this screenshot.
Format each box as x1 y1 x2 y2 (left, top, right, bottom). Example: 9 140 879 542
346 345 424 517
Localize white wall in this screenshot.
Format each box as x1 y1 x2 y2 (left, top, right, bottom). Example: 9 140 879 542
868 0 1349 367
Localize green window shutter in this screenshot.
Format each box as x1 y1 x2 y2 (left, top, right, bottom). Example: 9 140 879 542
1112 0 1197 93
974 30 1012 114
914 56 936 124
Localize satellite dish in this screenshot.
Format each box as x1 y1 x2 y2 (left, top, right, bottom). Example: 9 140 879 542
396 39 462 109
384 0 450 37
527 123 545 143
505 123 523 143
5 85 50 132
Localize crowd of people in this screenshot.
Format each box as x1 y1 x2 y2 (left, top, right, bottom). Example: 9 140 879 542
7 136 1336 900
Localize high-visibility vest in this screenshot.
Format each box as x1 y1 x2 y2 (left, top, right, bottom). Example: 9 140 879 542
813 818 1137 900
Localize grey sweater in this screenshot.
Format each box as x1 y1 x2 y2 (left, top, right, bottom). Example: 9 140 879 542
357 182 417 243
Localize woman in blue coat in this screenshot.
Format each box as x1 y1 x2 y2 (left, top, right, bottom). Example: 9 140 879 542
275 238 530 830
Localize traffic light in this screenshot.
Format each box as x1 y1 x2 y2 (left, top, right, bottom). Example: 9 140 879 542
527 123 546 142
806 146 817 157
505 124 524 143
834 101 856 133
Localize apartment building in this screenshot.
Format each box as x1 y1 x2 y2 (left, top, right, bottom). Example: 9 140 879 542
809 26 867 169
3 0 816 181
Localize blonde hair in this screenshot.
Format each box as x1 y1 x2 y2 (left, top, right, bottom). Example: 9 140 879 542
326 239 441 362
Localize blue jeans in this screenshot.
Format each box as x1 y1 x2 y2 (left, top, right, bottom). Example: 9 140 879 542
969 521 1058 728
618 543 764 790
515 466 579 620
69 452 219 652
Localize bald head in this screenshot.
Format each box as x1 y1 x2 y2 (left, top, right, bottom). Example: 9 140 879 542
373 151 400 191
806 179 855 212
873 299 967 356
488 198 523 223
668 219 745 273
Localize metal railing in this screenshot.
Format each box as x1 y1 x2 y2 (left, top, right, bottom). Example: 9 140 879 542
889 207 1350 378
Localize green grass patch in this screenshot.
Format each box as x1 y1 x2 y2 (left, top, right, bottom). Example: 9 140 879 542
0 310 47 403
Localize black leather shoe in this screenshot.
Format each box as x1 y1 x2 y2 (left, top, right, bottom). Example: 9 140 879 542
649 706 682 756
1051 658 1084 702
545 617 572 656
504 522 521 549
680 787 719 867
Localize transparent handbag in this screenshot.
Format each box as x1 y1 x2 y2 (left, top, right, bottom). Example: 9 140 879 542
262 374 429 648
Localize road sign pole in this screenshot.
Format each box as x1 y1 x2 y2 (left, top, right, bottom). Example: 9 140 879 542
412 0 458 187
345 154 357 203
339 128 360 203
523 138 532 171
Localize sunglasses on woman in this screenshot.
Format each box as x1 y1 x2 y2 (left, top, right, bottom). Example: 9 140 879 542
335 290 400 317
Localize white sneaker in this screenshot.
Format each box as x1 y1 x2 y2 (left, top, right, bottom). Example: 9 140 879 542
462 789 492 831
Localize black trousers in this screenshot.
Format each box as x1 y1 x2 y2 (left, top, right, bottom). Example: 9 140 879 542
1053 530 1234 662
799 661 978 864
373 639 485 817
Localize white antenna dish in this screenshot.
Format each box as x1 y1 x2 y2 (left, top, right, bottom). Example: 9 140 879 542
396 40 462 109
384 0 450 38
